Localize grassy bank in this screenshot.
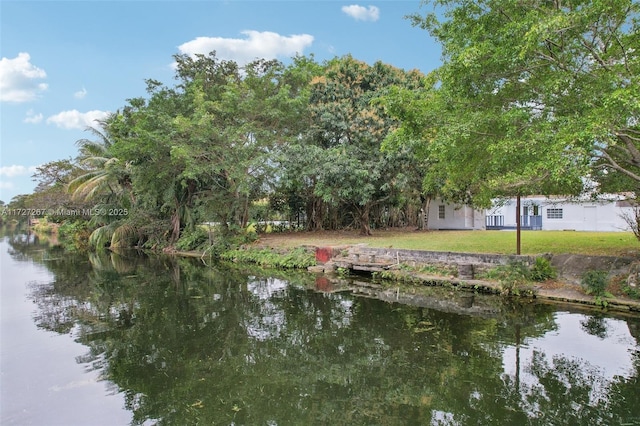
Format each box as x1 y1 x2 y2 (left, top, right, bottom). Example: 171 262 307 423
256 229 639 257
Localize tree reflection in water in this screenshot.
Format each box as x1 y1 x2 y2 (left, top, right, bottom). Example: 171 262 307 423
9 233 640 425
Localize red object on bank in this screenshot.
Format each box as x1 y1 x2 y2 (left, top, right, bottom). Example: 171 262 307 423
315 247 333 264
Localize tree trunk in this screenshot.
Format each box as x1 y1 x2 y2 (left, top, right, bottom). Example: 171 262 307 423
241 194 249 228
359 204 372 236
170 210 181 244
307 196 324 231
233 191 241 227
419 196 432 230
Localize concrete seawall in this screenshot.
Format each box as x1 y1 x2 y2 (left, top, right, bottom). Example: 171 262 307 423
308 245 640 313
315 244 639 286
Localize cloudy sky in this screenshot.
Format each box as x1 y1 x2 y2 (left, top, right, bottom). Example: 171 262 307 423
0 1 441 203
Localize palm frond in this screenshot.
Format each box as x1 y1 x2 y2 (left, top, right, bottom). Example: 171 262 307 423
88 224 116 249
109 251 137 274
111 223 138 249
88 250 113 270
68 172 111 201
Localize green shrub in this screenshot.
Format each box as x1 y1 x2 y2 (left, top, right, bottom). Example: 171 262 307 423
529 257 557 281
483 261 529 283
482 261 531 295
482 258 555 294
176 227 210 251
58 220 92 252
220 247 315 269
581 270 609 296
623 284 640 299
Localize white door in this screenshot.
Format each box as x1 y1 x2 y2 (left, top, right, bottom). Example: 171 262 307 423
464 206 474 228
583 206 597 231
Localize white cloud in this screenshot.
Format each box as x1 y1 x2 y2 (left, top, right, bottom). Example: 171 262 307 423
23 109 43 124
46 109 110 130
342 5 380 22
74 87 87 99
0 52 48 102
177 30 314 67
0 165 38 177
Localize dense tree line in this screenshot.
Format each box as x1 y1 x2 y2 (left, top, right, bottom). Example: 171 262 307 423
12 54 430 249
7 0 638 249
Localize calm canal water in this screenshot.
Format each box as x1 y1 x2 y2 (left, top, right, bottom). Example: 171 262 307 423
1 231 640 425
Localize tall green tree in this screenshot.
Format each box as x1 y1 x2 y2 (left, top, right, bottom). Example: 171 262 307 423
281 55 426 235
272 55 327 230
399 0 639 205
379 79 447 228
109 52 305 245
111 73 202 244
315 57 426 235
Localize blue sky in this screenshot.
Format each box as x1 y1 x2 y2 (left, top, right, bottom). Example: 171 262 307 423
0 0 442 203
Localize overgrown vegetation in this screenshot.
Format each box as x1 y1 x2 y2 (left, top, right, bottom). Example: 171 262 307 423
581 270 614 307
336 267 350 278
481 261 533 296
57 220 92 252
609 274 640 301
220 247 315 269
372 269 424 286
175 227 211 252
356 256 556 294
480 258 556 296
529 257 557 281
581 270 611 297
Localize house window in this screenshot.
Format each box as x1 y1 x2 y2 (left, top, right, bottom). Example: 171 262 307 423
438 205 445 219
547 208 563 219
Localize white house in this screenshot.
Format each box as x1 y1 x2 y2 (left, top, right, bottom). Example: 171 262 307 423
426 200 486 230
485 194 635 232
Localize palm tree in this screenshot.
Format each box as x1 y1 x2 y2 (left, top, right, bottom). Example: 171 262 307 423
68 116 138 249
68 117 133 204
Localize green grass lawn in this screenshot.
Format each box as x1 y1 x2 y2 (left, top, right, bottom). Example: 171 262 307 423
257 229 640 257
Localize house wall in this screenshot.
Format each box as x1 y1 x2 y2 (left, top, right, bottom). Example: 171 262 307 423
542 201 630 231
488 196 633 232
428 201 486 230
